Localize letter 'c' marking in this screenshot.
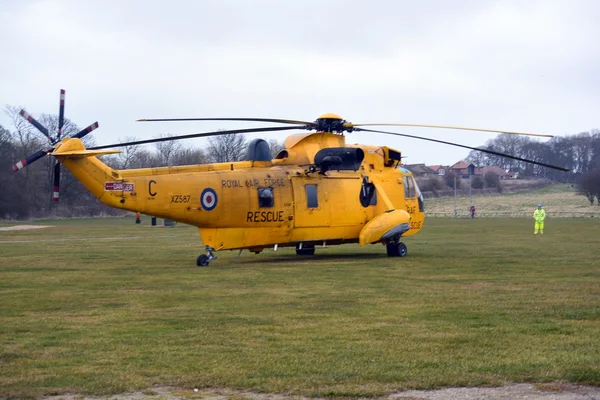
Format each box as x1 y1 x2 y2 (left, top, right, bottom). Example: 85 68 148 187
149 180 157 197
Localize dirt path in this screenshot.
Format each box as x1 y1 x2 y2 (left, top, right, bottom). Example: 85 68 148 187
0 225 53 231
43 384 600 400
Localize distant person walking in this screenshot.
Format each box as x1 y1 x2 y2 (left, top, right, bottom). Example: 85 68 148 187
533 203 546 234
469 205 476 219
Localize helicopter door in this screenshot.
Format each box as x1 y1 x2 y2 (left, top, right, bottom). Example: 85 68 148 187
403 175 418 215
291 177 331 228
402 174 425 235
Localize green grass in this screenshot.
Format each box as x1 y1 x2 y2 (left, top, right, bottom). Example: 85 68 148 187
1 216 599 398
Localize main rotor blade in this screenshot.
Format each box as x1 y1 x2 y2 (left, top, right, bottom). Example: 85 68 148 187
89 126 300 150
72 122 99 139
355 128 569 172
137 117 315 127
348 123 553 138
52 162 60 202
58 89 65 140
12 148 53 172
19 110 52 142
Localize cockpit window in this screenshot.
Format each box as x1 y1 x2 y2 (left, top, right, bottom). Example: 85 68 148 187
403 174 423 210
414 179 425 212
403 176 416 198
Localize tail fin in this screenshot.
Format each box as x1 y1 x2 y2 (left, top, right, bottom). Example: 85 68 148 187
53 138 122 201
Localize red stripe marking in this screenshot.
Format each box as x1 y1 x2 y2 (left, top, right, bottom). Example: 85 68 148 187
12 159 27 172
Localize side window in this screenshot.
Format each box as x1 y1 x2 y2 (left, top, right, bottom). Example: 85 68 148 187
403 176 409 198
258 187 274 208
409 176 416 198
305 184 318 208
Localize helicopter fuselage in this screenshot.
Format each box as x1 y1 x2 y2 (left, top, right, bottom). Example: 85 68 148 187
55 132 424 253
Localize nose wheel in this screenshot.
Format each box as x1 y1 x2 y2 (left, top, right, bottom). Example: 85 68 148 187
197 246 217 267
386 240 408 257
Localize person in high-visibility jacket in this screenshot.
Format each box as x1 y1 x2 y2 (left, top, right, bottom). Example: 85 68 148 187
533 203 546 234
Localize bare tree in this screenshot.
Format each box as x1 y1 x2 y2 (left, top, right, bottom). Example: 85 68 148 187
2 106 102 217
0 124 20 218
205 133 248 163
465 149 487 167
154 135 182 166
112 137 141 169
268 139 285 158
577 169 600 205
171 147 206 166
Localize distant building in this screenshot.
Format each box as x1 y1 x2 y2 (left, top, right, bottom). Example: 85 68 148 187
427 165 446 176
402 164 437 177
450 161 476 179
416 161 515 180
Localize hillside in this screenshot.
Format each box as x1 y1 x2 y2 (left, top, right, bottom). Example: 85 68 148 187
424 183 599 216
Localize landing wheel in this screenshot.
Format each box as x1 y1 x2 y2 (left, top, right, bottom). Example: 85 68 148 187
197 254 210 267
386 241 408 257
296 244 315 256
397 242 408 257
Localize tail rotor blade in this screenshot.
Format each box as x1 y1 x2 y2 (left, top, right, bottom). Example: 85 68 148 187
58 89 65 140
12 149 52 172
52 162 60 202
72 122 99 139
19 110 53 142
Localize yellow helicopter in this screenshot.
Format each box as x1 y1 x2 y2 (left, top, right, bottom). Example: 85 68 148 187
13 90 568 266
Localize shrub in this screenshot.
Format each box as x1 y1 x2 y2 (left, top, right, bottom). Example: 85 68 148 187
577 169 600 205
444 172 461 189
420 177 444 194
484 172 503 193
471 175 484 189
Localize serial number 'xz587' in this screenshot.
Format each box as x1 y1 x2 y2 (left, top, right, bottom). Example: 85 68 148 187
171 194 191 203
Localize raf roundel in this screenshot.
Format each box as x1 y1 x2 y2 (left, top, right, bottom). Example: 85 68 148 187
201 188 218 211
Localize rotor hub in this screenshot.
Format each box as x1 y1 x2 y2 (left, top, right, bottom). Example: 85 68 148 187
314 113 352 134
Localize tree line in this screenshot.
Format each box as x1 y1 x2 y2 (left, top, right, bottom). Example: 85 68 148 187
1 107 283 219
1 106 599 219
465 131 600 205
466 130 600 181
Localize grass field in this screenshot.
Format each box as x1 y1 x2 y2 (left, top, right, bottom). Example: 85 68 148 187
424 183 598 214
1 216 599 398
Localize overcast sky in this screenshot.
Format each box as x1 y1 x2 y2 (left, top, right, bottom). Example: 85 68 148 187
1 0 598 166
